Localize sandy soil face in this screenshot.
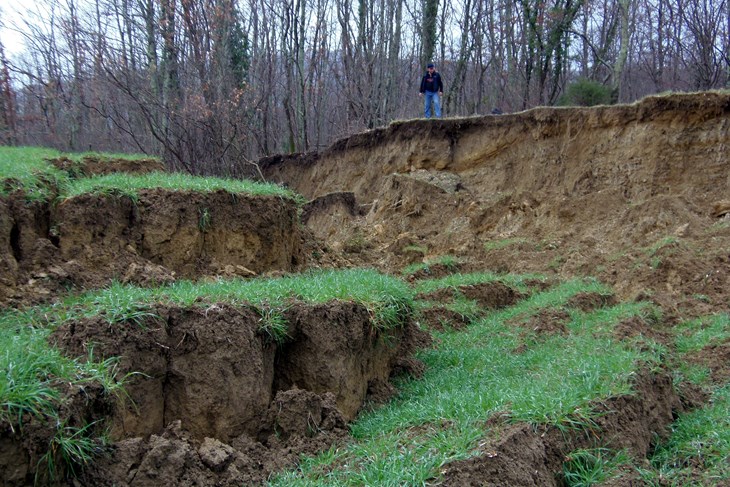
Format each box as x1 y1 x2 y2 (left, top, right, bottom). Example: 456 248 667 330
272 93 730 320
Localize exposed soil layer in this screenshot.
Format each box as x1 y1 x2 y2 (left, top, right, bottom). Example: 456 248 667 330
51 302 418 440
1 301 419 485
261 93 729 205
268 92 730 318
49 156 166 176
415 281 526 310
0 189 305 306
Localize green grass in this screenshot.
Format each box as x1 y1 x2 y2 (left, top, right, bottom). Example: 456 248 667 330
0 318 128 480
37 419 106 483
635 314 730 484
0 324 65 423
4 268 414 332
1 146 300 203
161 268 413 330
61 171 301 202
674 314 730 355
641 384 730 485
673 313 730 387
566 301 661 339
483 237 529 251
0 146 68 200
0 270 410 429
402 255 462 276
258 308 290 344
674 363 712 387
413 271 549 296
62 150 154 161
0 320 130 426
268 279 653 485
562 447 631 486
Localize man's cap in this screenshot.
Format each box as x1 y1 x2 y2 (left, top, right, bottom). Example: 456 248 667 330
427 63 434 68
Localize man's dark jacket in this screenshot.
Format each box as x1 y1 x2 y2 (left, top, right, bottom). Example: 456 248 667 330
420 71 443 93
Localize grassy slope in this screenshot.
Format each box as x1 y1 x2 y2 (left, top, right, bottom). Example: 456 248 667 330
1 148 727 485
270 276 663 486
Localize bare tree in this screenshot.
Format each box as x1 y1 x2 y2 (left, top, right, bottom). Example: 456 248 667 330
421 0 438 67
3 0 727 172
676 0 727 89
0 41 18 145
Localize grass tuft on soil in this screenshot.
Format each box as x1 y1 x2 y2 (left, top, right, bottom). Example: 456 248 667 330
0 316 126 484
3 268 413 330
674 313 730 355
636 313 730 484
641 383 730 485
0 315 131 424
562 447 631 486
401 255 462 277
413 271 548 295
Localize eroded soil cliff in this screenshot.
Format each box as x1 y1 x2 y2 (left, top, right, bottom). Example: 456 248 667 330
265 93 730 319
1 187 306 306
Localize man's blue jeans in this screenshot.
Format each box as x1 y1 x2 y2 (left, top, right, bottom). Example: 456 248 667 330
424 91 441 118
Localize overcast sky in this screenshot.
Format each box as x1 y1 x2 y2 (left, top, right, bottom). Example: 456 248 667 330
1 4 36 58
0 10 22 57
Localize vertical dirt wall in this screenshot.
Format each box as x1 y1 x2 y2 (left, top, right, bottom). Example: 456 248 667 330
54 189 304 279
260 93 730 206
50 301 415 442
0 188 306 307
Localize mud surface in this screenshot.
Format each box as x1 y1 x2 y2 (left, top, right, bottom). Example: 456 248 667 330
1 92 729 485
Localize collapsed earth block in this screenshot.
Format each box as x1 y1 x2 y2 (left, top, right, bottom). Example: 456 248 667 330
0 189 305 305
0 299 420 485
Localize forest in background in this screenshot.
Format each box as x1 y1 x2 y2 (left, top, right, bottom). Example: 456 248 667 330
0 0 728 176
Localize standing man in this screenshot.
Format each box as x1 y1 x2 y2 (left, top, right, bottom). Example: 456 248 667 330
419 63 444 118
